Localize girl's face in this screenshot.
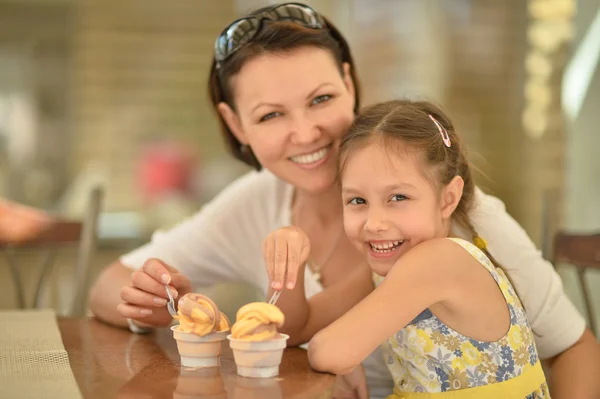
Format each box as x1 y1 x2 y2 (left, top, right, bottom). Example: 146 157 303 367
341 140 462 277
218 46 355 194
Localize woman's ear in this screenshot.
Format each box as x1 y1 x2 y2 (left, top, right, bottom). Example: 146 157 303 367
342 62 355 104
441 176 464 219
217 102 247 144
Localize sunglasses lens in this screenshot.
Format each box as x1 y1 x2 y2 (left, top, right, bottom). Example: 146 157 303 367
269 3 323 27
215 3 325 64
215 19 260 61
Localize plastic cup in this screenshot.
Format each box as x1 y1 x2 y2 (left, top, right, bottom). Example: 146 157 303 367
227 333 289 378
171 326 228 368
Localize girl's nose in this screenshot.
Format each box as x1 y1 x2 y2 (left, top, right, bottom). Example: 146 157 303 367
363 208 389 233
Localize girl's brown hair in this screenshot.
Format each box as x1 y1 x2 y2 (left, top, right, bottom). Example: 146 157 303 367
339 99 492 259
208 8 361 170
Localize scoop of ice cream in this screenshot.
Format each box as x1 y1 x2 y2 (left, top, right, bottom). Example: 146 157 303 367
176 293 222 336
231 302 284 341
217 312 231 332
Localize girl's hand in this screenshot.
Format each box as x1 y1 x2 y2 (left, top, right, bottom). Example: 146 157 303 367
262 226 311 290
332 365 369 399
117 258 192 327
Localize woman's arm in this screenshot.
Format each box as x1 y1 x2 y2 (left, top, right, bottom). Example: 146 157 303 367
308 239 466 375
89 171 280 328
89 212 246 328
544 328 600 399
88 259 192 328
469 188 600 397
89 261 138 328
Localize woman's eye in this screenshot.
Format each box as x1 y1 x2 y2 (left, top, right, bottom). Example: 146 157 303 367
391 194 407 202
260 112 281 122
348 197 366 205
311 94 332 105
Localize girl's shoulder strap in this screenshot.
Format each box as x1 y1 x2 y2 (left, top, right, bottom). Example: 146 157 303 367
446 237 495 274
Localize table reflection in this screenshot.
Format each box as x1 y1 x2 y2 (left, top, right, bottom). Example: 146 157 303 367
174 367 227 399
59 318 333 399
230 375 282 399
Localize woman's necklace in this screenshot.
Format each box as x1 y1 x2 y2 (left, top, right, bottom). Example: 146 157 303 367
292 192 344 286
307 224 344 285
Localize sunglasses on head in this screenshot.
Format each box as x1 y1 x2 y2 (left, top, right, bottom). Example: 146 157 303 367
214 2 327 68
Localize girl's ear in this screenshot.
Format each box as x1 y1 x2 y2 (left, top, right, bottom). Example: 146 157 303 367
440 176 464 219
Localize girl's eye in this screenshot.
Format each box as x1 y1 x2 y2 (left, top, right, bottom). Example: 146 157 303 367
391 194 407 202
311 94 332 105
348 197 366 205
259 112 281 122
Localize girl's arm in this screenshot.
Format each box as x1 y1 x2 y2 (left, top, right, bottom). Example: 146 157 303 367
263 226 374 346
308 238 467 375
273 261 373 346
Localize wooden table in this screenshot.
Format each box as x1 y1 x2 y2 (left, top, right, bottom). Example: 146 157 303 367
59 318 335 398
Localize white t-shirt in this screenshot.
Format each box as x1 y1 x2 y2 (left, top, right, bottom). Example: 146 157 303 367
121 169 585 399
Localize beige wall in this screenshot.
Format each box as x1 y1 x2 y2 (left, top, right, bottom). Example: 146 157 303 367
69 0 238 211
0 1 70 207
562 0 600 329
0 0 572 238
63 0 567 247
1 1 584 316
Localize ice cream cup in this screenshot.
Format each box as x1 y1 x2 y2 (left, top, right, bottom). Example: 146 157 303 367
171 326 228 368
227 333 289 378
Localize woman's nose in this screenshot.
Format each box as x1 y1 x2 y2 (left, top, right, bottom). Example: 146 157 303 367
289 114 320 145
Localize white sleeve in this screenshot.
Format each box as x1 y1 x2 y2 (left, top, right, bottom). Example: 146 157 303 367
120 171 285 294
470 188 586 359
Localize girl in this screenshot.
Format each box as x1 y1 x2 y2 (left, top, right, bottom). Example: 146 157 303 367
88 3 599 398
306 99 549 398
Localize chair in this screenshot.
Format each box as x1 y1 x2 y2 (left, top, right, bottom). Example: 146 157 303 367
552 231 600 336
0 186 103 316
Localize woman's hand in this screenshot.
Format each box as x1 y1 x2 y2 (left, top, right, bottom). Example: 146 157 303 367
262 226 311 290
332 365 369 399
117 258 192 327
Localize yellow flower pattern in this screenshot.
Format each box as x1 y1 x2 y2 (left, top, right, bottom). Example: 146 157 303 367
508 325 524 349
415 329 435 353
378 238 550 398
460 341 481 365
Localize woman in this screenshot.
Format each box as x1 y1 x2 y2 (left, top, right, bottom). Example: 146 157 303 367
88 3 599 398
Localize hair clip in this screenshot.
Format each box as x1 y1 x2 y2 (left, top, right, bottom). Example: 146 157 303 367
428 114 451 148
473 236 488 251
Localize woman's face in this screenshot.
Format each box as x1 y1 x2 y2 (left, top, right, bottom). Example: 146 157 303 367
219 46 355 194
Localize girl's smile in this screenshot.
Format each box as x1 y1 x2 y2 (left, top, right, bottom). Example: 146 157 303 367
341 139 457 276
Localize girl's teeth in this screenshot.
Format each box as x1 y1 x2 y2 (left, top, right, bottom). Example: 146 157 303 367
370 240 403 253
290 147 328 164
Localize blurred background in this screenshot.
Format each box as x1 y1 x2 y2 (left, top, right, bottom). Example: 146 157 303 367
0 0 598 326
